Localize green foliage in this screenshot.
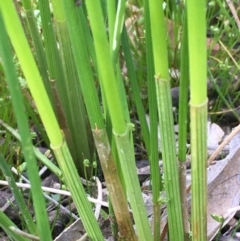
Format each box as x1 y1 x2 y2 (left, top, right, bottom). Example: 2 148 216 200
0 0 238 240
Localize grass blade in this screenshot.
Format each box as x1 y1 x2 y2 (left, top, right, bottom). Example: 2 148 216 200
0 9 52 240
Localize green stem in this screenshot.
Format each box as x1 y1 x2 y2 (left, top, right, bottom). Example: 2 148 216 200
85 1 153 239
143 0 161 239
187 0 208 240
148 0 184 240
178 12 190 241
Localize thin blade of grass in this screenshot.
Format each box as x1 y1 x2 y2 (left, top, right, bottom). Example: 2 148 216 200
21 0 53 102
143 0 161 239
0 153 37 235
0 10 52 240
178 11 190 241
0 211 28 241
0 120 62 179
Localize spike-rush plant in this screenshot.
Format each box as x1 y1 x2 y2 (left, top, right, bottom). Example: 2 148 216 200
0 0 207 240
